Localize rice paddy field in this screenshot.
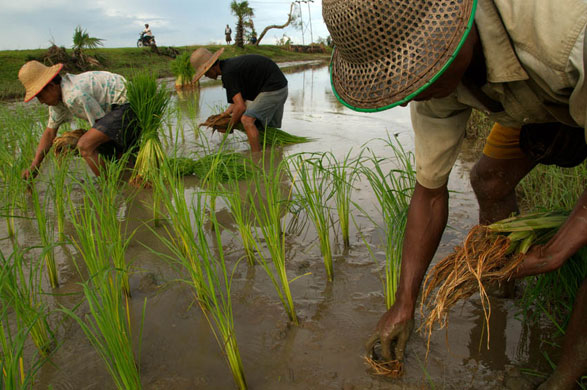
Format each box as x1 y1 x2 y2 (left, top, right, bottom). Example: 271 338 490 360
0 62 572 389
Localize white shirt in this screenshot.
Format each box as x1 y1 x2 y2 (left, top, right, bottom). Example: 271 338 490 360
47 71 127 130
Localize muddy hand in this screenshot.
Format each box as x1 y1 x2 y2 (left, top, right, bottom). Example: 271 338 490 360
366 318 414 361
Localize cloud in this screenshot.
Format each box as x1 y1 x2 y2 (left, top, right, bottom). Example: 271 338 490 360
0 0 329 50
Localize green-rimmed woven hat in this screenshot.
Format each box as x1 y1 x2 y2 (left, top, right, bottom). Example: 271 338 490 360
323 0 477 112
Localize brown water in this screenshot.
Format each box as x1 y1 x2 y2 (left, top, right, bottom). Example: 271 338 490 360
4 63 559 389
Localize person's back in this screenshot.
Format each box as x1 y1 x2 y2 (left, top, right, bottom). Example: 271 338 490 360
220 55 287 102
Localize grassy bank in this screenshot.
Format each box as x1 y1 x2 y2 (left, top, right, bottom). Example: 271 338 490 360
0 44 331 101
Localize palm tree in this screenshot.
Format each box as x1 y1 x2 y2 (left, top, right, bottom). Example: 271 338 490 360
230 1 255 48
72 25 104 64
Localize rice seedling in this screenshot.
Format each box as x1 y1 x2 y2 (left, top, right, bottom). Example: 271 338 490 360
220 176 258 265
169 152 254 182
68 157 135 298
127 72 171 188
60 270 144 390
517 162 587 327
65 162 143 389
323 149 363 249
260 126 313 146
246 149 298 324
47 151 75 243
170 51 196 89
0 304 46 390
153 171 247 389
200 113 313 146
360 134 416 309
288 153 335 281
420 210 570 349
30 183 59 289
0 248 55 357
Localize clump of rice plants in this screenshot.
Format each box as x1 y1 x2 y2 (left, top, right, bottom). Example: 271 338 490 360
517 163 587 328
0 302 46 389
288 153 335 281
66 163 143 389
69 159 134 297
322 150 363 249
220 170 258 265
361 134 415 309
169 152 254 182
127 72 171 188
260 127 313 146
60 271 144 390
30 184 59 289
170 51 196 89
420 210 570 348
247 149 299 324
0 248 55 357
154 172 247 389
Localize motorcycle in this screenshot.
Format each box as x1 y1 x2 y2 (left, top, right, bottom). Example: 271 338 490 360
137 32 156 47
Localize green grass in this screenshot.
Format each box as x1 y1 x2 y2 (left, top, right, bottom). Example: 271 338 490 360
0 45 331 101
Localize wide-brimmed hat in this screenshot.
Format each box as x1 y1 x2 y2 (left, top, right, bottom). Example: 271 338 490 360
18 60 64 103
190 47 225 83
323 0 477 111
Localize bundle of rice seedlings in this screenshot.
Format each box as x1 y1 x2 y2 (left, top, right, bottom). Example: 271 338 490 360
170 51 196 89
169 152 254 182
199 114 313 146
420 210 569 348
52 129 86 157
127 72 170 188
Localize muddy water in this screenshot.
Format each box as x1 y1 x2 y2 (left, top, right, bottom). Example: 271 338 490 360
7 63 558 389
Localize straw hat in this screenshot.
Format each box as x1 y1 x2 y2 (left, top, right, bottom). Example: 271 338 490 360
190 47 225 82
322 0 477 111
18 60 64 103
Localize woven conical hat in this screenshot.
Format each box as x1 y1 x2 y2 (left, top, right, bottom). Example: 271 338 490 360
323 0 477 111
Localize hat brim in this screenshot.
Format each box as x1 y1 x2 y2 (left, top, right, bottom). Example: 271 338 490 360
329 0 477 112
192 48 224 83
24 63 63 103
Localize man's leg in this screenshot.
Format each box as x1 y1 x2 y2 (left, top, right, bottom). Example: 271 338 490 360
76 128 113 176
470 154 536 224
241 115 261 152
537 278 587 390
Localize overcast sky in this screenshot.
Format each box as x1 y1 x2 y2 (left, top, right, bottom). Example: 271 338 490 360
1 0 329 50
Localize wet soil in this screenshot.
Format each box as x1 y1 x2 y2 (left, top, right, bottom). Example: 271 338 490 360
3 64 560 389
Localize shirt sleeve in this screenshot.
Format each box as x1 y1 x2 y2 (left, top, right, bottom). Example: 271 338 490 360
568 26 587 138
411 94 472 189
47 103 72 130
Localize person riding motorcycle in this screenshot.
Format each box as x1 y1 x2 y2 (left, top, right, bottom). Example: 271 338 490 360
138 24 155 47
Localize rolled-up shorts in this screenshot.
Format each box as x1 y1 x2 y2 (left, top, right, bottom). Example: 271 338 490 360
244 86 288 129
93 103 141 158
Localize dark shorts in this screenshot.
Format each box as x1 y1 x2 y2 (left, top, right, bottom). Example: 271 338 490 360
94 103 141 158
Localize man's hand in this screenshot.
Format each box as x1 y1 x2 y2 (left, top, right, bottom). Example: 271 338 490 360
366 305 414 362
22 166 39 181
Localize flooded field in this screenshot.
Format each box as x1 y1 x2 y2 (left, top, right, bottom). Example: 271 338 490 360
0 63 558 389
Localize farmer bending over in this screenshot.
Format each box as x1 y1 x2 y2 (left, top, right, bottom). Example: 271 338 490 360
323 0 587 388
190 48 288 152
18 61 140 179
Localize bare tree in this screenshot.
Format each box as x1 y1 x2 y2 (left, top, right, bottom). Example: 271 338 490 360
255 2 298 46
